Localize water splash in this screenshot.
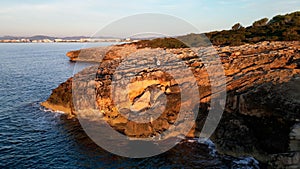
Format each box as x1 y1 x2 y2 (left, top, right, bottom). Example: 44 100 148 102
197 137 217 157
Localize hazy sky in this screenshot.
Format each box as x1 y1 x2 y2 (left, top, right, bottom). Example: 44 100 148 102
0 0 299 37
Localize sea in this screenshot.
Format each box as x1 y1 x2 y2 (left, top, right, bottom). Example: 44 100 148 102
0 43 260 169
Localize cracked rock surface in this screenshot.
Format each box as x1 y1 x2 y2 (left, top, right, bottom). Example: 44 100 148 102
42 41 300 167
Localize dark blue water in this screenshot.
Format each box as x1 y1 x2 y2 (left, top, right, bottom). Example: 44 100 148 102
0 43 259 168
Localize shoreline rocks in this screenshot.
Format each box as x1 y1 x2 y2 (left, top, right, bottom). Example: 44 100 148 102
42 41 300 167
41 78 75 117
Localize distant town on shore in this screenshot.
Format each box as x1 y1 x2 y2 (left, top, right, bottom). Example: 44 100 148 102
0 35 136 43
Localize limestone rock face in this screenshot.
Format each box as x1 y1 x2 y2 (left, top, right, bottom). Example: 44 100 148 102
42 41 300 166
130 90 151 112
41 78 74 116
66 44 137 62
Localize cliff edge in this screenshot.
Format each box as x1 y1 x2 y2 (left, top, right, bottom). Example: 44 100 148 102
42 41 300 167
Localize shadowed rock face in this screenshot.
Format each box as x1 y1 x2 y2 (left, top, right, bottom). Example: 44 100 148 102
43 41 300 166
41 78 74 116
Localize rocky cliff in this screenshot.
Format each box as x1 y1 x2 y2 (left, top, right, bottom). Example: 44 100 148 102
42 41 300 167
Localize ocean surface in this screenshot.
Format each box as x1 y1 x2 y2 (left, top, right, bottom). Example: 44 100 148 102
0 43 259 169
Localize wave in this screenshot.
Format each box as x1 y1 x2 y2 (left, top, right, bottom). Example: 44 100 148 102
39 106 66 115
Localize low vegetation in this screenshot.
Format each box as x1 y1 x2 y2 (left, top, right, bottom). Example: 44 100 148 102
131 11 300 48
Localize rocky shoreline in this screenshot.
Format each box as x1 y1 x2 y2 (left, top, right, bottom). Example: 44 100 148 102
42 41 300 168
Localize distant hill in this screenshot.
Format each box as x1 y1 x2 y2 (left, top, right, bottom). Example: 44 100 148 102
133 11 300 48
29 35 57 40
0 36 20 40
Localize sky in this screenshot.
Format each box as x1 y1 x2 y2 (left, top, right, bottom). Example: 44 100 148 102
0 0 299 37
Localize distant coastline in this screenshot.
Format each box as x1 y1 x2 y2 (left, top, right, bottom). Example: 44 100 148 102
0 38 135 43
